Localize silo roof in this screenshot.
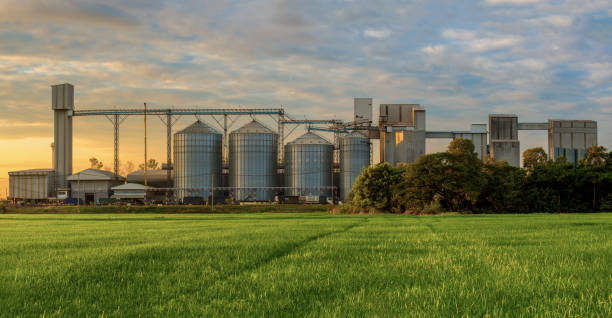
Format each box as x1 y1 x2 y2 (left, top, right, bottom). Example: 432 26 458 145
345 131 368 138
176 120 220 134
232 120 276 134
287 132 332 145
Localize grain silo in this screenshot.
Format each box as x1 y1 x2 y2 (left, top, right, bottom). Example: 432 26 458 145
173 120 222 202
339 131 370 201
229 120 278 201
284 132 333 198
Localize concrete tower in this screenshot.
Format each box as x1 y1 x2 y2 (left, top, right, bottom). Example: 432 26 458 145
52 83 74 191
488 114 520 167
379 104 426 165
548 120 597 164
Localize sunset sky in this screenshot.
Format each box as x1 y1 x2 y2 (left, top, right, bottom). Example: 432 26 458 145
1 0 611 198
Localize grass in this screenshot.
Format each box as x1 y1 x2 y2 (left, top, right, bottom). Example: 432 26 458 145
0 213 610 317
0 204 329 214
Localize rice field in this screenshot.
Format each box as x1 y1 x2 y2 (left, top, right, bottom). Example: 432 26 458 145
0 213 610 317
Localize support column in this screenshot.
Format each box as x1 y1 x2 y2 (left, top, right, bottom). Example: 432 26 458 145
52 83 74 193
113 114 119 177
223 114 228 165
166 111 172 187
278 113 284 164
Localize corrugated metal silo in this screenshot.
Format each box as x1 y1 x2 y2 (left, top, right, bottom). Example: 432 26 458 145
229 120 278 201
173 120 222 202
284 132 333 197
339 131 370 201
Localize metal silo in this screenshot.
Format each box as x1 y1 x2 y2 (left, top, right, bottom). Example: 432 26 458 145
339 131 370 201
173 120 222 202
284 132 333 198
229 120 278 201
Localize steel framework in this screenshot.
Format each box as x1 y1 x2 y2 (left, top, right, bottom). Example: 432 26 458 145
72 107 286 177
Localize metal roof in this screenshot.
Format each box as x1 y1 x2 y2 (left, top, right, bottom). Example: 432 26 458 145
231 120 276 134
66 168 125 181
287 132 332 145
8 168 54 175
112 183 155 191
127 169 171 178
175 120 220 134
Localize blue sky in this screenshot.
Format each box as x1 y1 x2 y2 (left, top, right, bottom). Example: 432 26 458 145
0 0 611 189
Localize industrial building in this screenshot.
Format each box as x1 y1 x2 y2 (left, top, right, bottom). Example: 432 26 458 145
6 83 600 204
8 169 56 201
66 169 125 204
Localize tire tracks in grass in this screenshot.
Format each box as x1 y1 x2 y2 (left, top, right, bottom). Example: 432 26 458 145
221 216 369 281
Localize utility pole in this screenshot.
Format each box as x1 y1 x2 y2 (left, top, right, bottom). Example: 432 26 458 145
144 103 148 187
77 173 80 214
144 103 148 205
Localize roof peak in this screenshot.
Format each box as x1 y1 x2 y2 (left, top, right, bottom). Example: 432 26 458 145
176 120 220 134
232 120 276 134
287 131 332 145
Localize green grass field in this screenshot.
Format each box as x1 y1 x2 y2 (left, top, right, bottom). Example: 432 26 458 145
1 213 610 317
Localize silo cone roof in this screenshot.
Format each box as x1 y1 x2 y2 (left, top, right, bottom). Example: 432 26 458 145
176 120 220 134
232 120 276 134
345 130 368 138
287 131 332 145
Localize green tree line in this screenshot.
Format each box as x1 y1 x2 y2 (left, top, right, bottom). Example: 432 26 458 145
343 139 612 214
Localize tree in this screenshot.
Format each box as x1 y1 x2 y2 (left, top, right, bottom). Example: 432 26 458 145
579 145 612 210
122 161 136 175
89 157 103 169
345 162 404 213
139 159 160 170
448 138 475 156
477 161 527 213
394 139 484 213
523 147 548 171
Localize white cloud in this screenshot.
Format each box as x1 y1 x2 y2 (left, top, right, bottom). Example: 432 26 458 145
483 0 540 5
421 45 445 55
518 59 547 70
528 15 573 28
442 29 521 52
467 36 522 52
442 29 476 40
363 28 391 39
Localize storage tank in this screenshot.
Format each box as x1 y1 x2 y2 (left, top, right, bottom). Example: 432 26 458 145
229 120 278 201
284 132 333 198
339 131 370 201
173 120 222 202
127 169 173 188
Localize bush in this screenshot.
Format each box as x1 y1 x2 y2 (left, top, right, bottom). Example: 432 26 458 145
422 196 444 215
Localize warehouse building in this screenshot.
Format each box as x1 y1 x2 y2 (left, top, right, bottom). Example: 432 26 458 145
66 169 125 204
8 169 55 202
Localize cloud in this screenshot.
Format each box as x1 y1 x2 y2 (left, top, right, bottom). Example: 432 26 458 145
421 45 445 55
0 0 138 28
468 36 522 52
483 0 540 5
442 28 521 52
528 15 573 28
442 29 476 40
364 28 392 39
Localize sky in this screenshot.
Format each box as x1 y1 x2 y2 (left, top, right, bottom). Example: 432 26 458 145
1 0 611 198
